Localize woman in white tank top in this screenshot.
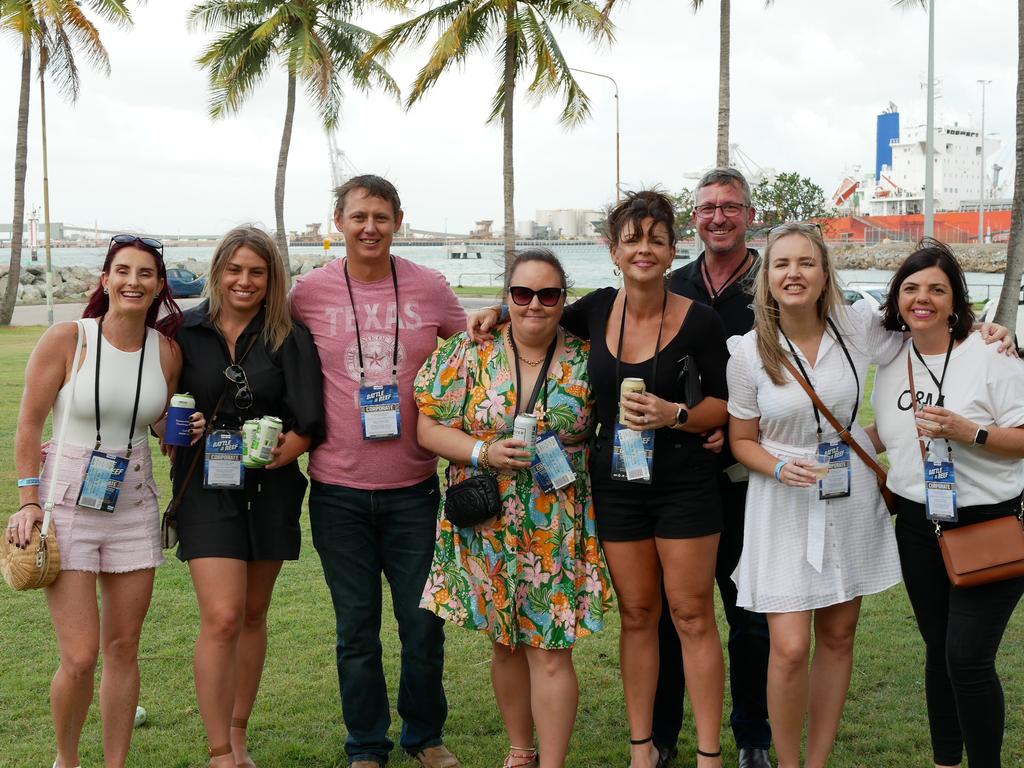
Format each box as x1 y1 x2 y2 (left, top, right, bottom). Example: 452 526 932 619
7 236 201 768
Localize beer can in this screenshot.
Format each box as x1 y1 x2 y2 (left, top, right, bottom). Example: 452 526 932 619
164 393 196 447
242 419 261 468
619 378 646 425
251 416 284 465
513 413 539 459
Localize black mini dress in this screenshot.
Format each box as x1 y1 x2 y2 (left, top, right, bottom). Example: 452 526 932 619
172 302 325 561
561 287 729 541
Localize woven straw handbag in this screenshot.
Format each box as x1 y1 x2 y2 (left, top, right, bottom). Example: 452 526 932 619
2 319 84 591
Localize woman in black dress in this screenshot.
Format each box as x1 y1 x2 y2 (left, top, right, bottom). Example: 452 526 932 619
472 191 730 768
165 225 324 767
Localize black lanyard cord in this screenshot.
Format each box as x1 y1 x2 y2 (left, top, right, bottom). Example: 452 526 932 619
701 252 752 301
509 326 558 417
781 317 860 440
614 290 668 411
343 256 400 386
94 315 148 459
911 334 955 408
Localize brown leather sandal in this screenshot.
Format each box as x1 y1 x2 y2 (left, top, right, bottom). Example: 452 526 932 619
230 718 257 768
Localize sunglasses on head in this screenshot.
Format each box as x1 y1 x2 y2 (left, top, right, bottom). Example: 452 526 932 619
223 364 253 410
110 234 164 255
508 286 566 307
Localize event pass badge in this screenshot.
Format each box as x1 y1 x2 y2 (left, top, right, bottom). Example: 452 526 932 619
816 440 851 500
924 460 958 523
360 383 401 440
204 429 245 490
612 424 653 484
531 431 577 493
77 451 129 512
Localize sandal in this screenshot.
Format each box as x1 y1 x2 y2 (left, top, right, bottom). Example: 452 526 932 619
696 747 722 765
627 736 660 768
209 743 233 766
231 718 257 768
503 745 538 767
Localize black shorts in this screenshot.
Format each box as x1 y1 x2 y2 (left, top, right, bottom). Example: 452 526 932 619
590 433 723 541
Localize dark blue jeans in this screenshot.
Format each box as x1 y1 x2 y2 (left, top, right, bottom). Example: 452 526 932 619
310 476 448 766
653 477 772 752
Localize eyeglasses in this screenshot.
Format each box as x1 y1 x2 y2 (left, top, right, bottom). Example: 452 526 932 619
693 203 748 220
223 364 253 410
508 286 566 307
110 234 164 255
767 222 823 240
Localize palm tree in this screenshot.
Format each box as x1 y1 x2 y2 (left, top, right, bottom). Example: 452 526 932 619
368 0 614 268
0 0 131 326
189 0 400 277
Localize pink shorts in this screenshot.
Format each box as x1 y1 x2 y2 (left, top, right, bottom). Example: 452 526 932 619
39 442 164 574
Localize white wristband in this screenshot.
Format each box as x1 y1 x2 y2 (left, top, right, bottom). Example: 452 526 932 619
471 440 485 468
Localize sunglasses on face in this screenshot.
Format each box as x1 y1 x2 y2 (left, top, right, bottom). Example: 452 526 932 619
508 286 566 307
223 364 254 410
110 234 164 255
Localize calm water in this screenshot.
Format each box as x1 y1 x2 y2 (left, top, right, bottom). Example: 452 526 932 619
0 243 1010 303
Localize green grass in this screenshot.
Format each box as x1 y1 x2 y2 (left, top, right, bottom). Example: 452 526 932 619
0 326 1021 767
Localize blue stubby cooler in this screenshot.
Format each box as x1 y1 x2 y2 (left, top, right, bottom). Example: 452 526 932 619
164 393 196 447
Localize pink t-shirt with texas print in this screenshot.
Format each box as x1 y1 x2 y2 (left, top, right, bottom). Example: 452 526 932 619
290 255 466 489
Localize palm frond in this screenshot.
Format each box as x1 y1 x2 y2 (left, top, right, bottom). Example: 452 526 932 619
520 6 591 127
533 0 613 43
187 0 265 33
486 5 527 123
62 1 111 75
196 22 276 118
891 0 928 8
78 0 131 29
369 0 482 59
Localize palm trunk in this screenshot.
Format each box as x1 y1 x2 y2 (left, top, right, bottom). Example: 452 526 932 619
994 0 1024 333
40 57 54 326
1 35 32 326
275 63 297 285
715 0 731 168
502 4 517 274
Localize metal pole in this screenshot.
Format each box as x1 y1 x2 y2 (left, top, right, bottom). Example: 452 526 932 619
978 79 990 243
924 0 936 238
39 49 54 327
570 68 621 202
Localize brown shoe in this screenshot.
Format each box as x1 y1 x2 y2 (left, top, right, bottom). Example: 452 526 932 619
412 745 461 768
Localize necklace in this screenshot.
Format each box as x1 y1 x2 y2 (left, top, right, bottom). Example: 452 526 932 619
518 354 544 367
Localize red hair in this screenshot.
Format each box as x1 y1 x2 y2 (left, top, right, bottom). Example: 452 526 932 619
82 239 183 338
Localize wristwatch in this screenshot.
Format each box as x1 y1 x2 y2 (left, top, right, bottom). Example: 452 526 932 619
674 404 689 428
973 426 989 446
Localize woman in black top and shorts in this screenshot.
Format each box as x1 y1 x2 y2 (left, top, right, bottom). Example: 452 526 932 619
163 225 324 767
472 191 730 768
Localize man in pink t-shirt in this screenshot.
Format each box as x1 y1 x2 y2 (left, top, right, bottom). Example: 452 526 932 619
291 175 465 768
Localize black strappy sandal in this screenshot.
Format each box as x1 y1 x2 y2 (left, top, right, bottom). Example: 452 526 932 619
627 736 660 768
696 747 722 762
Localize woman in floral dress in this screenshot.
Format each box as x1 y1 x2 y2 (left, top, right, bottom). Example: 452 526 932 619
415 249 612 768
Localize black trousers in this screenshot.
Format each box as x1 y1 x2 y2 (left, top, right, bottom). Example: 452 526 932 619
895 495 1024 768
652 476 771 751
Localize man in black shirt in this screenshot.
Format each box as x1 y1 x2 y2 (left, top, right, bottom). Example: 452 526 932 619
654 168 772 768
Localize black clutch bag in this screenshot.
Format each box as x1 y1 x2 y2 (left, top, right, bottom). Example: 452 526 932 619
678 355 703 408
444 474 501 527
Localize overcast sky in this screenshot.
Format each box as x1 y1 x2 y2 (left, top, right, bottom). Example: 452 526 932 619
0 0 1017 238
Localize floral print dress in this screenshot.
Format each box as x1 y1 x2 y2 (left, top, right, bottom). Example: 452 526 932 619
414 325 612 649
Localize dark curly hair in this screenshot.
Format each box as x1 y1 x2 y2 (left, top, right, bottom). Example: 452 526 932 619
606 190 677 250
881 238 974 341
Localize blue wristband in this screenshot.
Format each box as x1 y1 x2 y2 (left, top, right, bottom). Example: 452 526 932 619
17 477 41 488
774 461 787 482
471 440 485 468
499 304 510 322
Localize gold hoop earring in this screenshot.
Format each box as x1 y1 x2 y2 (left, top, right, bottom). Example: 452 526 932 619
613 266 621 277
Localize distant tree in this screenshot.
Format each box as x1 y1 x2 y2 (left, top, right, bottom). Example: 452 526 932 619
189 0 399 278
993 0 1024 334
368 0 614 270
752 172 831 228
671 187 695 238
0 0 131 326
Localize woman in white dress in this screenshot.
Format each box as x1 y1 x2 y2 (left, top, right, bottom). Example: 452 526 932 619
726 223 904 768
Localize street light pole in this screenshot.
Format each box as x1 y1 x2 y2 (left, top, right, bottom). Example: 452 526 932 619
924 0 936 238
570 68 620 202
977 79 991 243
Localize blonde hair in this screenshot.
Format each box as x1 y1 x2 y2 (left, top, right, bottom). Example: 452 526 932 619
205 225 293 352
754 223 844 386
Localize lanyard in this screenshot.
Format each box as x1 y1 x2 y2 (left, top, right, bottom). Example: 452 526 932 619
911 334 954 407
906 346 955 463
701 252 751 301
614 290 668 407
508 326 558 417
343 256 399 385
93 315 148 459
781 317 859 440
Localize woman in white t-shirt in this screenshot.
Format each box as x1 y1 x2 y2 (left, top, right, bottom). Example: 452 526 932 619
727 223 905 768
871 239 1024 768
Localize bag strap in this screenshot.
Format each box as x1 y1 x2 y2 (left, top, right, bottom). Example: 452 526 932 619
906 352 930 464
779 354 888 486
166 332 260 515
41 320 87 540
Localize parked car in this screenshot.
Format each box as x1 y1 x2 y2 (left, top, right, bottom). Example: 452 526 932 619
977 283 1024 352
840 283 888 310
167 268 206 298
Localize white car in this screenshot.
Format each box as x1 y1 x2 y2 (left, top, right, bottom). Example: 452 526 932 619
840 284 888 310
978 283 1024 351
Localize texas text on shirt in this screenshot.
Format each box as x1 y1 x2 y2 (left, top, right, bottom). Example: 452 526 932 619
290 256 466 489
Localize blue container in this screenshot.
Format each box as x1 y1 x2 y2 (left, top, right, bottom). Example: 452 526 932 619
165 394 196 447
